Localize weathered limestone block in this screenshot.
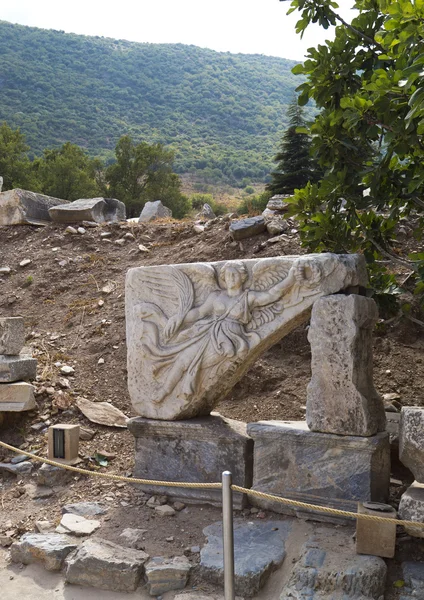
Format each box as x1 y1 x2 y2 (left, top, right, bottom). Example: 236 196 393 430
10 533 78 571
199 203 216 219
229 215 266 240
49 197 125 224
200 520 291 597
356 502 397 558
138 200 172 222
282 530 387 600
0 189 68 225
65 538 149 591
0 317 25 355
266 195 290 213
126 253 367 420
145 556 191 595
128 413 253 508
0 382 36 411
398 481 424 538
399 407 424 482
306 294 386 437
247 421 390 522
0 354 37 383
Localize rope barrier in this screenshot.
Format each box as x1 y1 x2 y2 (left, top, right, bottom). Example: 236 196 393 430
1 439 424 529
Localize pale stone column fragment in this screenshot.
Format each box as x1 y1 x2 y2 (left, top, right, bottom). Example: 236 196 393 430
306 294 386 437
399 407 424 482
0 317 25 355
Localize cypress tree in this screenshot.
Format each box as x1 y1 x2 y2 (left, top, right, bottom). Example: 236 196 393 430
267 98 316 195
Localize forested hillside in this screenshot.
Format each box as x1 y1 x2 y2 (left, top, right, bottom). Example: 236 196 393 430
0 20 307 184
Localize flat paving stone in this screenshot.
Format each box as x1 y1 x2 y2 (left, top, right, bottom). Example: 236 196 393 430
56 514 101 537
62 502 107 517
200 519 291 597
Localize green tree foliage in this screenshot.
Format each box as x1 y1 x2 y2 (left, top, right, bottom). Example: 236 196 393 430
0 122 35 190
33 142 101 200
285 0 424 308
106 136 190 218
0 20 313 185
267 97 317 194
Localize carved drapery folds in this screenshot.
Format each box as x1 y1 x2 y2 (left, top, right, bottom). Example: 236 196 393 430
126 253 367 420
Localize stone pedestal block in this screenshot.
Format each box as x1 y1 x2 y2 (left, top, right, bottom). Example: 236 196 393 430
399 407 424 482
128 413 253 508
0 382 36 411
398 481 424 539
0 317 25 355
247 421 390 523
356 502 397 558
0 354 37 383
307 295 386 437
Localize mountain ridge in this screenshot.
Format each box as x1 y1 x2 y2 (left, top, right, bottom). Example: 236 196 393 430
0 20 308 184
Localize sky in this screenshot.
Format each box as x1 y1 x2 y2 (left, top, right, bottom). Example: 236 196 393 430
0 0 355 61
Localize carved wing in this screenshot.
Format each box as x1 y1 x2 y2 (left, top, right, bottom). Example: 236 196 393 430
247 259 292 331
129 266 194 319
181 264 220 306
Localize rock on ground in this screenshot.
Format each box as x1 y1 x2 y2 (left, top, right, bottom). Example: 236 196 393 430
0 317 25 355
200 520 291 597
145 555 191 595
398 481 424 538
56 514 101 537
0 188 68 225
401 561 424 598
65 538 149 592
62 502 107 518
0 382 36 411
119 528 147 550
229 216 266 240
49 197 126 224
10 533 78 571
139 200 172 222
37 463 73 487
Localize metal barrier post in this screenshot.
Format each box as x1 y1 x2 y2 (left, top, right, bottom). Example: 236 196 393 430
222 470 235 600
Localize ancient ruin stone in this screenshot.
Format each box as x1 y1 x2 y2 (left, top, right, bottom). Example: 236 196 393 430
56 513 101 536
266 195 290 212
0 354 37 383
0 382 36 411
282 531 387 600
138 200 172 222
62 502 107 518
10 533 78 571
199 203 216 219
399 407 424 482
0 189 68 225
0 317 25 355
65 538 149 591
200 520 291 597
398 481 424 538
145 556 191 595
229 215 266 240
126 253 367 420
38 463 73 487
119 528 147 550
49 197 125 224
306 295 386 436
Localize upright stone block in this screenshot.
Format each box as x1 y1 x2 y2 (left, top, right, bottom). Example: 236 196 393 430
306 294 386 437
247 421 390 522
128 413 253 508
0 382 36 411
399 407 424 482
398 481 424 539
0 317 25 355
0 354 37 383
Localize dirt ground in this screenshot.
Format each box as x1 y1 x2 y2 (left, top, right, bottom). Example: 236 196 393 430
0 217 423 597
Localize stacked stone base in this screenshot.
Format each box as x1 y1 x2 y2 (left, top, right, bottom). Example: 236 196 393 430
247 421 390 523
0 318 36 416
128 413 253 509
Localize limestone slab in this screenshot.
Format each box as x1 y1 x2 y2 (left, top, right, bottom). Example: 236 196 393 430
0 355 37 383
306 294 386 437
0 317 25 355
229 215 266 240
0 382 36 411
247 421 390 522
65 538 149 592
138 200 172 222
0 188 68 225
62 502 107 518
399 407 424 482
10 533 78 571
398 481 424 538
126 253 367 420
200 519 291 597
56 514 101 536
128 413 253 508
49 197 125 224
281 530 387 600
145 556 191 595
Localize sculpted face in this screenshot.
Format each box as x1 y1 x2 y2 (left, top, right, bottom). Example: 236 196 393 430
224 267 243 290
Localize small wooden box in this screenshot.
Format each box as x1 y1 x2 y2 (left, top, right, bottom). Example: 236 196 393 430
48 424 80 465
356 501 397 558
